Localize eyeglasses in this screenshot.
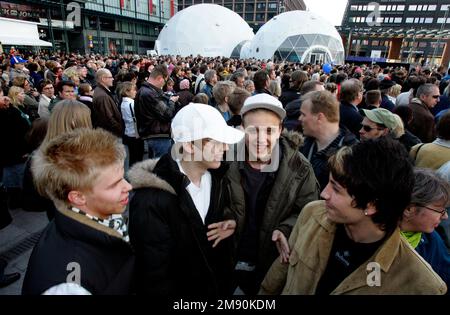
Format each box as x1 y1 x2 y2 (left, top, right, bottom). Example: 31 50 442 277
360 124 384 132
420 205 447 217
432 95 440 99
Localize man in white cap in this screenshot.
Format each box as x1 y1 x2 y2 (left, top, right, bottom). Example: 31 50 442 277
225 93 320 295
128 103 244 295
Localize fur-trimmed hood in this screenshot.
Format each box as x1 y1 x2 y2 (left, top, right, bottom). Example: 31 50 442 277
127 158 177 195
281 130 304 149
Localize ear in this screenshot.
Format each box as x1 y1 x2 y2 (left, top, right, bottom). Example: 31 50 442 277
365 202 378 216
68 190 87 208
404 205 417 218
182 142 195 155
316 112 326 123
382 128 390 136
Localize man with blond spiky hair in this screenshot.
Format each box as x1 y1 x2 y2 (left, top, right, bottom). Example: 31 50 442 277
22 128 134 295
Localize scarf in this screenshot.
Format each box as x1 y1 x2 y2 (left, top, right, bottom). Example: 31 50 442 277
70 207 129 242
400 231 422 249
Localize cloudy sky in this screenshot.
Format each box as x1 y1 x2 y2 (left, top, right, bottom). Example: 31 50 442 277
304 0 349 26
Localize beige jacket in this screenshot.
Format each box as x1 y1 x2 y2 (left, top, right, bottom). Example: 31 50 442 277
410 140 450 170
260 200 447 295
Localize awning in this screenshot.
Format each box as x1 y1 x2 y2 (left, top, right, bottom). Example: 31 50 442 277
0 17 52 47
0 35 52 47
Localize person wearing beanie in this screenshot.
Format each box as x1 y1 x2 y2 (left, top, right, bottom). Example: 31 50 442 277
225 93 319 295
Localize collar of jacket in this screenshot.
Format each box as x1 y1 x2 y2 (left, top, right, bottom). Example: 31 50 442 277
311 204 404 293
97 83 112 94
410 98 431 111
78 95 93 102
333 228 402 294
341 101 359 112
303 127 357 158
254 89 272 96
96 84 117 102
53 201 129 245
313 211 402 272
141 81 164 95
127 153 229 195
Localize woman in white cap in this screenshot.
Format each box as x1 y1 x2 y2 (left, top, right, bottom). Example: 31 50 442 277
128 103 244 296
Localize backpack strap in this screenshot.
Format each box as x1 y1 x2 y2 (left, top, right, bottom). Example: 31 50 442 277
413 143 426 162
195 77 205 94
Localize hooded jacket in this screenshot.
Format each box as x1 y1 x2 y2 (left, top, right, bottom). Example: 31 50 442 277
127 154 235 296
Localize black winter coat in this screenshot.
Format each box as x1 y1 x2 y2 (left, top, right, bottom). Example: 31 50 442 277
22 206 134 295
128 154 235 296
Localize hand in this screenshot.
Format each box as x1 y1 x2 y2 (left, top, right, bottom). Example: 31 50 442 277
272 230 290 264
32 91 40 98
170 95 179 102
207 220 236 248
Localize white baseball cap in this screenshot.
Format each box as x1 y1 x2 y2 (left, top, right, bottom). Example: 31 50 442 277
171 103 244 144
240 93 286 120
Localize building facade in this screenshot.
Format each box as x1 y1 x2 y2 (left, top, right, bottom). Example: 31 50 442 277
0 0 177 54
177 0 306 31
339 0 450 67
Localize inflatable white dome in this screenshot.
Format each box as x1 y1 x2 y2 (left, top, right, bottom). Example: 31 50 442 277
155 4 254 57
244 10 345 64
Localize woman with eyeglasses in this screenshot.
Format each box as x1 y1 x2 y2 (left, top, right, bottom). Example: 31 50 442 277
400 168 450 292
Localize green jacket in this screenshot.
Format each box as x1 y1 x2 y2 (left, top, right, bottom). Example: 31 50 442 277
225 131 320 278
260 200 447 295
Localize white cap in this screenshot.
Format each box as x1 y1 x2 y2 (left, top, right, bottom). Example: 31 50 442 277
171 103 244 144
240 93 286 120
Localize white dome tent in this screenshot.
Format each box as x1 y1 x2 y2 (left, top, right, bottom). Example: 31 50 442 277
244 11 345 65
155 4 254 57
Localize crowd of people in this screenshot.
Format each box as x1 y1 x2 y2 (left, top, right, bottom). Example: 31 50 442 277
0 50 449 295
